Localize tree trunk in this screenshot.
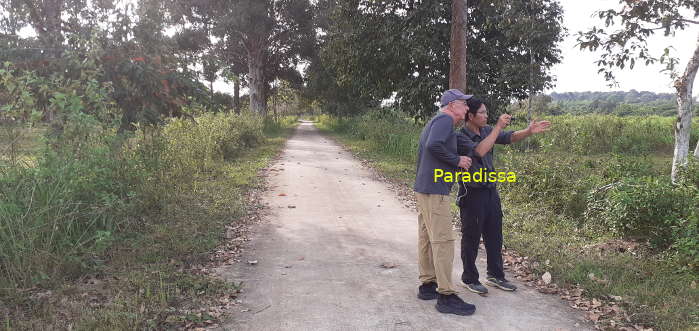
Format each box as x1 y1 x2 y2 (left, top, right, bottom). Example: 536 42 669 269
247 46 267 116
671 32 699 182
234 76 240 114
449 0 468 92
24 0 63 54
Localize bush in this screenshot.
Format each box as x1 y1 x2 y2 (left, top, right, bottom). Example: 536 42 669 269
0 111 268 289
678 158 699 189
673 212 699 269
319 109 421 161
159 113 264 181
598 154 662 181
499 152 604 219
508 115 691 155
0 130 141 288
584 176 698 249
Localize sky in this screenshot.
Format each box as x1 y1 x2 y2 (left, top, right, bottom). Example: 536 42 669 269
550 0 698 94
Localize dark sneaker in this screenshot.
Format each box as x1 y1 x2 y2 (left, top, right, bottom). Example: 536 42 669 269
462 282 488 295
417 282 438 300
485 277 517 291
435 294 476 316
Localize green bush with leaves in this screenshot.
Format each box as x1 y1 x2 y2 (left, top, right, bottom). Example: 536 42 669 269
584 176 698 249
673 212 699 270
0 129 140 288
159 113 264 182
0 107 269 289
516 115 682 155
319 110 421 160
499 151 604 220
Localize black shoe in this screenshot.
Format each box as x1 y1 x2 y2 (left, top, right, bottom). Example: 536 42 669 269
462 281 488 295
435 294 476 316
485 276 517 291
417 282 438 300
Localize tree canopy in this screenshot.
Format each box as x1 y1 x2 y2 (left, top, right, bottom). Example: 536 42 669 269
307 0 566 119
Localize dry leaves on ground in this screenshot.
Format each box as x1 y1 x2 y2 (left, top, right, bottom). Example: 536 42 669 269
502 249 652 331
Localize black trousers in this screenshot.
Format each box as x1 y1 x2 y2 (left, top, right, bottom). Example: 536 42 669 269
459 186 505 284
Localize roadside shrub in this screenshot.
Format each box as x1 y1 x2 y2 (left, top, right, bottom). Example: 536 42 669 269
499 152 603 219
519 115 684 155
317 114 359 134
0 128 140 288
160 113 264 181
584 176 698 249
600 154 658 181
0 110 267 289
678 158 699 189
263 115 298 135
673 212 699 270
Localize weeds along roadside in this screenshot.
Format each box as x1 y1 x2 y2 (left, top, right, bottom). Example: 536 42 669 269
0 112 297 329
317 111 699 330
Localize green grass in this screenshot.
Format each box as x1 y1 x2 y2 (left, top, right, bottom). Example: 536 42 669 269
1 116 297 330
0 125 44 167
502 200 699 330
318 112 699 330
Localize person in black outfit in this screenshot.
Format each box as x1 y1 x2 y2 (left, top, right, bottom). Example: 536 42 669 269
456 97 551 294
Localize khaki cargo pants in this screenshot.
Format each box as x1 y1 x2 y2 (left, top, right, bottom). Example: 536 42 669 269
416 192 456 295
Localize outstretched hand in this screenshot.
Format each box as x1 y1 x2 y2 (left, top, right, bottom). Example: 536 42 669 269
527 119 551 134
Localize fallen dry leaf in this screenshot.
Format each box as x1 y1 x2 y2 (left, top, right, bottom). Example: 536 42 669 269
380 262 399 269
588 272 609 285
538 287 559 294
591 298 602 309
278 193 287 196
542 272 552 285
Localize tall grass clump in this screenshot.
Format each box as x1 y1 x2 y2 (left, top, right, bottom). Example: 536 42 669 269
0 110 269 290
0 121 141 289
508 115 698 155
319 109 421 161
157 113 264 182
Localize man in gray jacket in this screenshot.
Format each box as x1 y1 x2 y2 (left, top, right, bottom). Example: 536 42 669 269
414 89 475 316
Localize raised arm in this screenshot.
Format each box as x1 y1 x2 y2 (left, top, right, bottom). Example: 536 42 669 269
473 114 511 157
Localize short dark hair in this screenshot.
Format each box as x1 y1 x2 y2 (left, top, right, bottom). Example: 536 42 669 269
465 98 484 122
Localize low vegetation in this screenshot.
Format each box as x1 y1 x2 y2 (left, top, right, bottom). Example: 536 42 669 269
0 112 297 329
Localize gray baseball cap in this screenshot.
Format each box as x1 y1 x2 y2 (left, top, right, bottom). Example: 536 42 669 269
440 89 473 107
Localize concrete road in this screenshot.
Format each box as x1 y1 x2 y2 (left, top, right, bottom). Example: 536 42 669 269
217 122 590 331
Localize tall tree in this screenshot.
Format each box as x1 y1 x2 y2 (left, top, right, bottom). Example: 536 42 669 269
309 0 565 119
203 0 315 116
577 0 699 182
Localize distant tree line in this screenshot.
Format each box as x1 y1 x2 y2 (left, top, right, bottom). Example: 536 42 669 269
550 90 676 103
512 91 699 117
